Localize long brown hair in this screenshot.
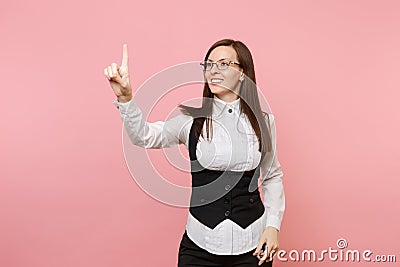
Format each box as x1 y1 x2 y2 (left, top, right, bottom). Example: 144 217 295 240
178 39 272 153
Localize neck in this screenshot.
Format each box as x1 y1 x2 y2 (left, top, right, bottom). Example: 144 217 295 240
214 93 239 103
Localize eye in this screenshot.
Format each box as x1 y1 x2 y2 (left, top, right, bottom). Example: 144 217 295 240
220 61 229 67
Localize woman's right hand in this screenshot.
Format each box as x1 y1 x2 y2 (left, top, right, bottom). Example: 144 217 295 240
104 43 133 103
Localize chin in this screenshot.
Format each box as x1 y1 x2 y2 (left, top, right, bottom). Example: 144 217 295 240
209 84 231 95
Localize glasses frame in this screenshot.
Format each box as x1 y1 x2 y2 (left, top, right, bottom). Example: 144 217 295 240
200 60 242 71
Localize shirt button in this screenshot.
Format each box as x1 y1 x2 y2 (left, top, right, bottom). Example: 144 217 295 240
224 210 231 217
228 108 232 113
224 198 230 204
249 198 254 203
225 185 231 191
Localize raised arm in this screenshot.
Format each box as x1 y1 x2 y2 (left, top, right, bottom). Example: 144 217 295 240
104 43 192 148
113 98 192 149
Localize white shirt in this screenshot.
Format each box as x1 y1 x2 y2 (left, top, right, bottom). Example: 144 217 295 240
113 96 285 255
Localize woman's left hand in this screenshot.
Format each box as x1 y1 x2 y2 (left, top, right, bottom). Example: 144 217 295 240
253 226 279 265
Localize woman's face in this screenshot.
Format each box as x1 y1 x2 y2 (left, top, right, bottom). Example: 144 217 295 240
204 46 243 99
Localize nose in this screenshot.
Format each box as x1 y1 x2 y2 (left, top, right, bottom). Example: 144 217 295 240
210 63 220 74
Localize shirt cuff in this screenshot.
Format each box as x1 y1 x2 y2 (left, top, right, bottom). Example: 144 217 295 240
113 98 133 112
265 214 282 232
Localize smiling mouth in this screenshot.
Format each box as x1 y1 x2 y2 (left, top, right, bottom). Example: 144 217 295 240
210 78 224 84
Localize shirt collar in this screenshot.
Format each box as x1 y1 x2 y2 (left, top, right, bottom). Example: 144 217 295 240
212 96 241 117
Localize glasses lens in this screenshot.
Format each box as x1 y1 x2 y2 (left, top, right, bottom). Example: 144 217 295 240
201 61 214 71
218 60 230 70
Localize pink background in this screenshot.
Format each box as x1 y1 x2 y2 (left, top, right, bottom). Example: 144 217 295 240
1 0 399 266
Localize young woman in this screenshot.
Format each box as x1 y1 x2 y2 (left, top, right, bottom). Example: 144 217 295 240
104 39 285 266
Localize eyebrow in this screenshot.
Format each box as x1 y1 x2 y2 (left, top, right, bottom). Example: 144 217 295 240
207 58 229 62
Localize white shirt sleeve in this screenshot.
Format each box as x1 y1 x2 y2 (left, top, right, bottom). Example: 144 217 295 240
260 113 286 231
113 98 192 149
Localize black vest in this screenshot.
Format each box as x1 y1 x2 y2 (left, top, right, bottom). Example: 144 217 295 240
188 118 266 229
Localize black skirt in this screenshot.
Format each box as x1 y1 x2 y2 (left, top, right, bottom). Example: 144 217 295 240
177 231 273 267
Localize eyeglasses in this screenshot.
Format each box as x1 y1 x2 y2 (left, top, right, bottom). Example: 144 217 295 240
200 60 242 71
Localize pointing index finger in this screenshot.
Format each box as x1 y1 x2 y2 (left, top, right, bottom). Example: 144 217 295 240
121 43 129 67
